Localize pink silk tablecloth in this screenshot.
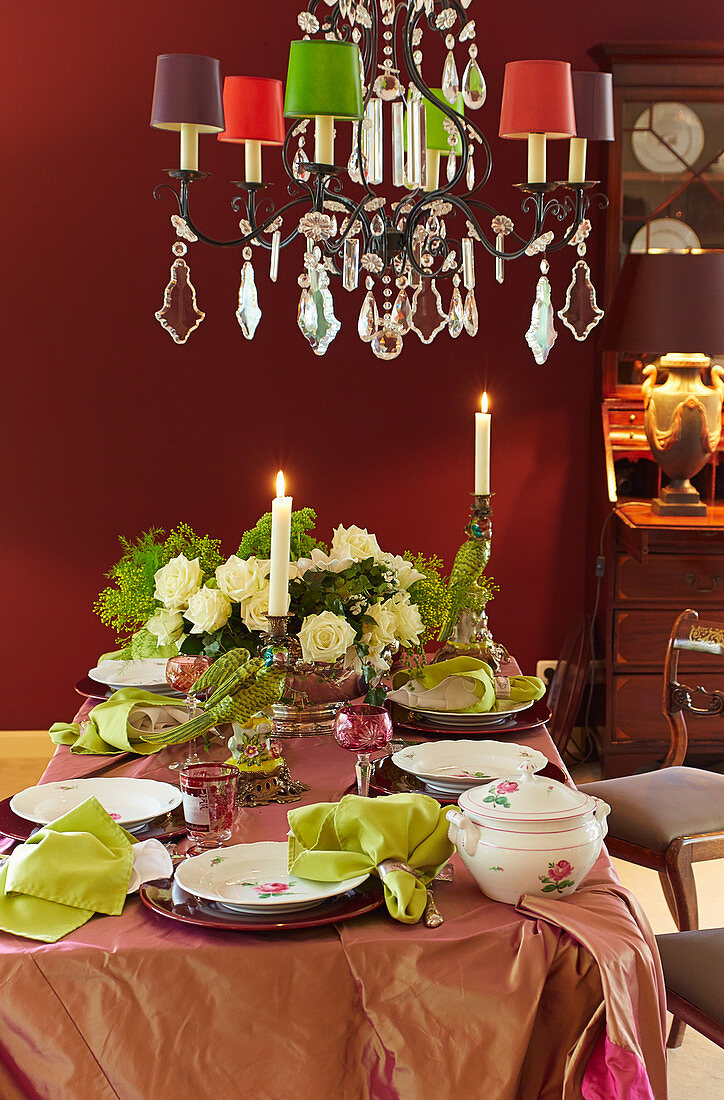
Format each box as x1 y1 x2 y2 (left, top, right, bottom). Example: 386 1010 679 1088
0 702 668 1100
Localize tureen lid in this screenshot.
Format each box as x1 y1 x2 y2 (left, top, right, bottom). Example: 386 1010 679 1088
458 759 593 821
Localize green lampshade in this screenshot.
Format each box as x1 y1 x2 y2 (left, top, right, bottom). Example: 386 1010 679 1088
284 40 364 120
424 88 464 153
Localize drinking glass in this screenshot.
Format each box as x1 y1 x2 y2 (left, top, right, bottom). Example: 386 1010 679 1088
179 763 238 854
166 655 213 769
334 704 393 796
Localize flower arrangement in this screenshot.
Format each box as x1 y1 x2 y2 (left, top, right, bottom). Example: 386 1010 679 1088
96 511 434 698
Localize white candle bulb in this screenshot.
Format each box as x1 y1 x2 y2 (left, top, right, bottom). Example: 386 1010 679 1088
474 392 490 495
568 136 587 184
245 140 262 183
268 470 292 617
179 124 200 171
315 115 335 164
527 132 546 184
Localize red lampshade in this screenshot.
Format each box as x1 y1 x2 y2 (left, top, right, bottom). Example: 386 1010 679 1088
218 76 285 145
499 60 576 139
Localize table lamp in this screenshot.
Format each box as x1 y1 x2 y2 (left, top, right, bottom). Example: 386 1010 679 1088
599 251 724 515
151 54 225 171
217 77 285 183
284 39 364 166
498 60 576 183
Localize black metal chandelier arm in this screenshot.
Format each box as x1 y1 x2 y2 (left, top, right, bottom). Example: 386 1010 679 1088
458 197 545 260
184 189 315 249
535 188 586 254
153 183 184 214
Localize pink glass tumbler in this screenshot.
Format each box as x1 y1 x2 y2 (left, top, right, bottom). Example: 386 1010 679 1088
334 704 393 797
180 763 238 852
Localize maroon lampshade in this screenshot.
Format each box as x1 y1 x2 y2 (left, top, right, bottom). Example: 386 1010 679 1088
499 60 576 138
151 54 225 132
571 72 614 142
598 252 724 354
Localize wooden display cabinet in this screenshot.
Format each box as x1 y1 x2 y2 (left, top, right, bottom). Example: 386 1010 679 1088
594 43 724 776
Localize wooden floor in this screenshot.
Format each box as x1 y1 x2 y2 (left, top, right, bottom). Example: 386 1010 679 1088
0 732 54 798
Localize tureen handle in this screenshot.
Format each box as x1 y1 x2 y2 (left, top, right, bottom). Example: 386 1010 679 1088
592 796 610 840
516 757 537 782
446 809 481 855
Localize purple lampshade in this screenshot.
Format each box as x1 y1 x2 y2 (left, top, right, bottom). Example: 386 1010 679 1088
598 252 724 354
571 71 614 142
151 54 224 132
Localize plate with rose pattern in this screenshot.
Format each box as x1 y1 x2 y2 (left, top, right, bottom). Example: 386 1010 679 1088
174 841 370 913
10 778 182 830
391 740 549 796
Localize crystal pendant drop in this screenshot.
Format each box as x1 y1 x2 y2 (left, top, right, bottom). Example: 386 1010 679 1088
410 281 447 344
373 71 401 100
442 50 460 104
463 289 478 336
347 147 362 184
392 101 405 187
235 260 262 339
447 151 457 182
391 288 413 333
269 230 281 283
495 233 505 284
371 319 404 360
155 258 205 344
298 258 341 356
358 290 379 342
557 259 604 341
466 150 475 189
343 236 360 292
292 146 310 182
525 274 557 364
371 213 385 236
448 285 464 338
462 57 486 109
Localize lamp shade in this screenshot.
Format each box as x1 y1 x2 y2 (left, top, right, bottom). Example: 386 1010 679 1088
571 71 614 142
284 40 363 120
499 60 576 139
218 77 285 144
598 252 724 355
151 54 224 132
424 89 465 153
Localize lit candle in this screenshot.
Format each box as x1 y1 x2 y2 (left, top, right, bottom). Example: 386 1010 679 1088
268 470 292 616
474 393 490 495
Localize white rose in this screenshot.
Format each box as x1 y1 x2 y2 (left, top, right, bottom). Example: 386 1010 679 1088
146 608 185 647
362 600 397 650
294 548 354 575
154 554 202 610
388 592 424 647
239 584 278 631
185 586 232 635
380 553 426 590
367 646 392 674
330 524 382 563
299 611 357 664
216 555 269 602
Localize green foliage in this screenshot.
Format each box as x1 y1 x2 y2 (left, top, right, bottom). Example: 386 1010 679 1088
289 557 395 641
237 507 326 561
402 553 451 645
94 524 222 643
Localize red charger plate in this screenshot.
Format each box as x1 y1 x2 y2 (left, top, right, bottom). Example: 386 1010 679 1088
140 876 385 932
391 698 551 739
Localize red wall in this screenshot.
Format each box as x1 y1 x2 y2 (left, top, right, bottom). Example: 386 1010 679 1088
1 2 716 728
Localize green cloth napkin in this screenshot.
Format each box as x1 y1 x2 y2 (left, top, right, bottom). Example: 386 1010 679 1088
391 656 546 714
50 688 185 755
0 797 136 943
288 793 453 924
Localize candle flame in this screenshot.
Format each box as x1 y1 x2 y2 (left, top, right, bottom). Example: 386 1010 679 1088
276 469 285 497
481 392 488 414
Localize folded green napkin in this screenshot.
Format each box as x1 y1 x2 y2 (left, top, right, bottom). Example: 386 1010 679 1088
389 656 545 714
0 797 136 943
50 688 186 755
288 793 453 924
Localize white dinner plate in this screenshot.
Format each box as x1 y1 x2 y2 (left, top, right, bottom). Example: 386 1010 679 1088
174 842 369 913
88 659 171 690
630 218 701 254
10 778 182 830
392 740 548 796
631 102 705 173
406 699 534 727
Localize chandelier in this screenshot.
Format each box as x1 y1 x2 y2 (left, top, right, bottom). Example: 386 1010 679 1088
151 0 613 362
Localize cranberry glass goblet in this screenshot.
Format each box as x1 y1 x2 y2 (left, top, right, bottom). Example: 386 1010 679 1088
166 655 213 769
334 704 393 797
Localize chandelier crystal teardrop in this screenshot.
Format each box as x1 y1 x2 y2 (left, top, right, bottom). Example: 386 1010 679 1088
151 6 612 360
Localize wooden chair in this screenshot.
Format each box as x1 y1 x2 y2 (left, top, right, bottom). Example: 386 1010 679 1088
547 620 590 758
581 609 724 1046
656 929 724 1049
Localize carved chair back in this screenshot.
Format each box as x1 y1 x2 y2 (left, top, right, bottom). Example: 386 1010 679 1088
663 609 724 767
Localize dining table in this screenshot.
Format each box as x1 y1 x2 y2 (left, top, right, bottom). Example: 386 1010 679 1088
0 685 669 1100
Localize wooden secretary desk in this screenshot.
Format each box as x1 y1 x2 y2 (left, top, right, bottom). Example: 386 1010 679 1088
594 42 724 777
